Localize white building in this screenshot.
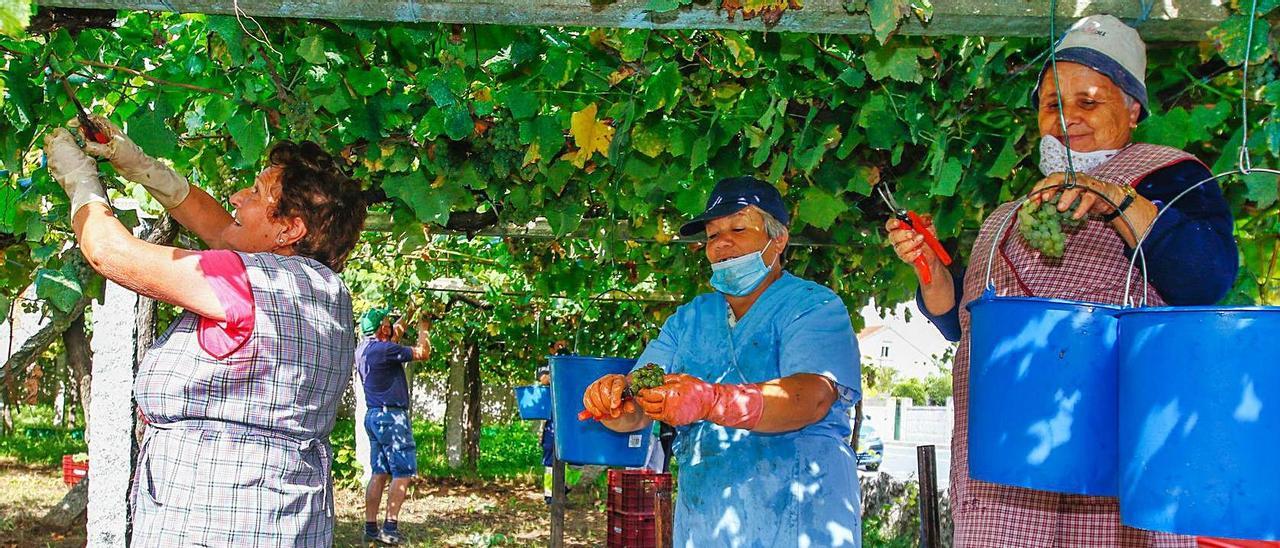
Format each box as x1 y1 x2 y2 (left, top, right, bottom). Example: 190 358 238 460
856 300 955 382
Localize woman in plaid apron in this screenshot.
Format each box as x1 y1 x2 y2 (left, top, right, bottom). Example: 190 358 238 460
45 122 366 546
886 16 1237 548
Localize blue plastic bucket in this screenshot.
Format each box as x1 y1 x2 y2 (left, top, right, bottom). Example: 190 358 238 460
1117 306 1280 540
966 291 1123 495
514 385 551 420
550 355 651 466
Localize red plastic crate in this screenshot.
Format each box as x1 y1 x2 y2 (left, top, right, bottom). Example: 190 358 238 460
607 509 656 548
1198 539 1280 548
62 455 88 487
606 470 672 515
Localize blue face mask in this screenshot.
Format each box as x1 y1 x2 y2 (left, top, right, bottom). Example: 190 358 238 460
710 240 777 297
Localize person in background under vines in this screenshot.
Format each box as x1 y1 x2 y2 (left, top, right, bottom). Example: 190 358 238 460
44 116 367 547
886 15 1236 547
583 176 863 547
357 304 431 546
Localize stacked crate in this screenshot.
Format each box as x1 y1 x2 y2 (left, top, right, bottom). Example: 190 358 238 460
606 470 673 548
62 454 88 487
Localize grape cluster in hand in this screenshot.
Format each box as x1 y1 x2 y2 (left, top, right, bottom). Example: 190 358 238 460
1017 196 1085 259
631 364 666 391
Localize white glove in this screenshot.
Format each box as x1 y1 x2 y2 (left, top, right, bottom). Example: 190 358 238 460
44 128 109 219
76 115 191 209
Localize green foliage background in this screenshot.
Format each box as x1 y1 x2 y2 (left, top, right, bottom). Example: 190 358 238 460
1 4 1278 388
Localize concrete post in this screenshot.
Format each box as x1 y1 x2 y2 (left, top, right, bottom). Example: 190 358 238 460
87 279 139 547
352 369 371 486
893 397 903 441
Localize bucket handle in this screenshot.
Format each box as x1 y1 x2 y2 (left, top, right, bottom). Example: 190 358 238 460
1121 167 1280 305
981 181 1152 307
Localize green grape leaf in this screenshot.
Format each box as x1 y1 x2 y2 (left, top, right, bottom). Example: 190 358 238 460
544 203 585 237
932 157 963 197
837 67 867 89
128 108 178 158
35 264 83 314
0 0 32 37
5 56 38 128
503 89 539 120
674 184 707 216
1133 108 1191 149
1208 15 1272 65
643 63 683 113
444 105 474 141
631 123 666 158
985 137 1022 178
690 136 711 170
867 0 908 44
296 35 328 65
858 94 902 150
313 90 352 114
426 77 457 108
0 183 20 233
796 187 848 230
534 117 565 160
383 170 451 226
1188 102 1232 142
863 45 931 83
1244 172 1278 208
347 68 388 96
646 0 683 12
227 110 269 163
206 16 247 64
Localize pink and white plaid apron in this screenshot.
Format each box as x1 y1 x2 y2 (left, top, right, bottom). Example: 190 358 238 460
131 252 354 547
951 144 1204 547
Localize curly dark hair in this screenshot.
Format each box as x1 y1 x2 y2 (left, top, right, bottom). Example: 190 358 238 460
267 140 367 272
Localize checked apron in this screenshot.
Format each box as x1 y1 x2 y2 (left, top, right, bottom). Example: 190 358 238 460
132 253 354 547
950 144 1201 547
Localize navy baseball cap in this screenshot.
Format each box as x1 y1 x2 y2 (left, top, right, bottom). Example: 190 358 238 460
678 176 791 237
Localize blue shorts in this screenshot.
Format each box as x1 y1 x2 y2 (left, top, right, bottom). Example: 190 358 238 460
364 407 418 478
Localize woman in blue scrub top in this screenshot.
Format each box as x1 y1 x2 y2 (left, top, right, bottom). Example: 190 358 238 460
583 176 863 548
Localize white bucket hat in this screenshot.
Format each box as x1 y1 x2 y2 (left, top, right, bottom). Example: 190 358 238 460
1033 14 1150 121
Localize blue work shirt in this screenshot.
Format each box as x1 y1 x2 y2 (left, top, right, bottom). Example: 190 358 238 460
357 337 414 408
636 272 863 548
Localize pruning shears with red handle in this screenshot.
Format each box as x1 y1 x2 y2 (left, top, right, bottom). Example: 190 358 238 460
60 77 111 145
877 184 952 284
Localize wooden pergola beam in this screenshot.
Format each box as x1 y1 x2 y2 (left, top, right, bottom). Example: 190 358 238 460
367 214 855 248
43 0 1226 41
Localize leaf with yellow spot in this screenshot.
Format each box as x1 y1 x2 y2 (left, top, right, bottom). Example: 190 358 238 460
523 142 542 166
721 0 801 25
608 65 637 86
561 104 614 168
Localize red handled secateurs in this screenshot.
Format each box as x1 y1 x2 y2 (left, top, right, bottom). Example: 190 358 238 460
877 184 952 284
61 78 111 145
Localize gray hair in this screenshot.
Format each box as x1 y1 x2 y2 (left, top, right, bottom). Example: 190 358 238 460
756 207 789 240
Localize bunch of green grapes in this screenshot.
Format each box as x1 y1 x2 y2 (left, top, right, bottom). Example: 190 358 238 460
1017 196 1085 259
631 364 666 391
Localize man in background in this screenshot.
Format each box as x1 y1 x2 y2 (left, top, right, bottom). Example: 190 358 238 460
358 306 431 546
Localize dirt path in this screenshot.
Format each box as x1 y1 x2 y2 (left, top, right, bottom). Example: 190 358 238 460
0 460 605 547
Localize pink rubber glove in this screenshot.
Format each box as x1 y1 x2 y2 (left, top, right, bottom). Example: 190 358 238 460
637 374 764 429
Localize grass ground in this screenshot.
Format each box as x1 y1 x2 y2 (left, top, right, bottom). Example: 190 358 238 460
0 457 605 547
